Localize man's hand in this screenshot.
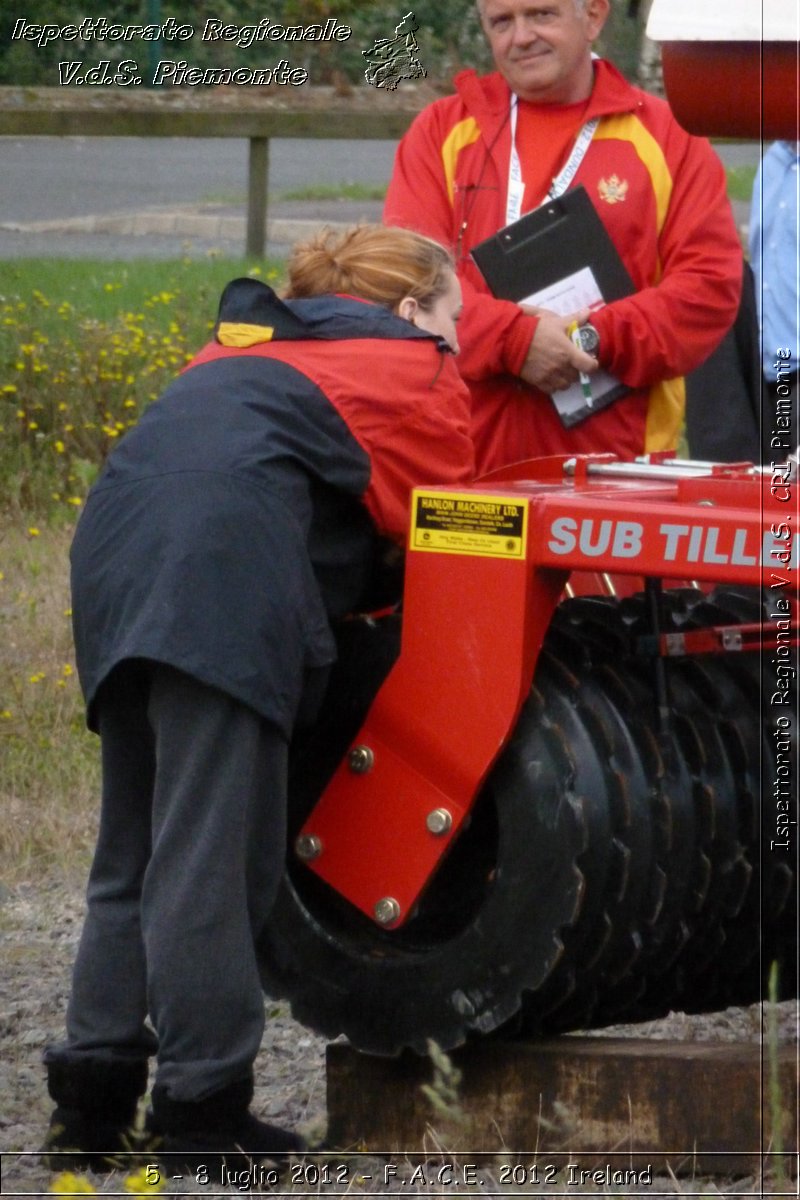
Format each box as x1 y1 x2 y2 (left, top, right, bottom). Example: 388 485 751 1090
518 307 599 393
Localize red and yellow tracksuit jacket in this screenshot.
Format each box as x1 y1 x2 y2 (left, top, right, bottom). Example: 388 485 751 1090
384 60 744 473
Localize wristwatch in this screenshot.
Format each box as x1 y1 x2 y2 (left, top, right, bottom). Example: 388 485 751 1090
575 323 600 356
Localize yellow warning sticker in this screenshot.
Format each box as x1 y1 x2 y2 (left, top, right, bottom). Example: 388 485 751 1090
411 490 528 558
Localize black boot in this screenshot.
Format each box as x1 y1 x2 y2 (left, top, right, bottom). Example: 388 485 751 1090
42 1048 151 1172
150 1075 305 1179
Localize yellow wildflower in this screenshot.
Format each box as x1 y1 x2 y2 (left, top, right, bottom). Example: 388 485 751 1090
48 1170 97 1194
28 527 40 537
123 1166 165 1194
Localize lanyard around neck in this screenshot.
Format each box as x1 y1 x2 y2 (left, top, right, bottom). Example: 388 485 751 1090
506 94 599 225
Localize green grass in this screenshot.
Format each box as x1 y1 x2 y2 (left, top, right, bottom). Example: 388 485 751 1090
0 257 281 878
198 182 388 207
0 256 282 331
0 256 284 517
197 190 250 206
725 164 758 204
278 181 387 203
0 522 98 881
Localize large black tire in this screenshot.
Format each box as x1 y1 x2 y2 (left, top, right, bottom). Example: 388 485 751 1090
258 604 665 1052
257 589 796 1054
544 586 797 1022
516 637 676 1034
259 658 590 1053
666 587 798 1007
511 591 746 1034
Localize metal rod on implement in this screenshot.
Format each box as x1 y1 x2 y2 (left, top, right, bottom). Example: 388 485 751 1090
636 457 771 476
565 458 726 481
564 457 712 480
563 457 779 482
638 457 732 472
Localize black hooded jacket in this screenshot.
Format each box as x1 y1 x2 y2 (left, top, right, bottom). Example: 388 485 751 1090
70 280 473 734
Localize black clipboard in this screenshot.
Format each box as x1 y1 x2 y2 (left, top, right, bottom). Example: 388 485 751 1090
471 187 635 427
471 184 634 305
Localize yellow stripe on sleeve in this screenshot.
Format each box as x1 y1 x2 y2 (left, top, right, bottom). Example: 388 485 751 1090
441 117 481 206
645 377 686 453
593 114 673 237
593 115 683 451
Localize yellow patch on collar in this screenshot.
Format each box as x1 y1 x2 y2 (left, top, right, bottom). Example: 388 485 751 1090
217 322 274 347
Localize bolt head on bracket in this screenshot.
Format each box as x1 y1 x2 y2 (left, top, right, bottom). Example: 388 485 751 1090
348 745 375 774
374 896 401 926
295 833 323 862
426 807 453 836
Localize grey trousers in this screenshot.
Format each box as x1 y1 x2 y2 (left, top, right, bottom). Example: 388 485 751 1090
64 661 288 1101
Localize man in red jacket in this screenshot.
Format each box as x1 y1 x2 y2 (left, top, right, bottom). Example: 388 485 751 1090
384 0 744 473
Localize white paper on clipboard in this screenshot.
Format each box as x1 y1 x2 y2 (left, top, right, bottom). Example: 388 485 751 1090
525 266 626 426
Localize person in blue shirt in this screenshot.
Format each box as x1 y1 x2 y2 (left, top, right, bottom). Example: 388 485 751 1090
750 140 800 465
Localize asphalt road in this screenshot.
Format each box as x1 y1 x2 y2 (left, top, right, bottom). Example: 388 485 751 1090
0 134 396 258
0 135 759 260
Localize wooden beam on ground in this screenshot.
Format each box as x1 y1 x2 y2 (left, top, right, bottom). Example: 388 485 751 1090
326 1037 798 1177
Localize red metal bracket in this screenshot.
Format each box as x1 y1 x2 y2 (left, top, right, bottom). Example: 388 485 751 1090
295 487 567 927
295 457 799 929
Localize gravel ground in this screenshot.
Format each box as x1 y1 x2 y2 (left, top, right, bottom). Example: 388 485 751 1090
0 876 796 1199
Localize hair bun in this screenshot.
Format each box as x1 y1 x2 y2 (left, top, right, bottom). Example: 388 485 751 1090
284 223 454 313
